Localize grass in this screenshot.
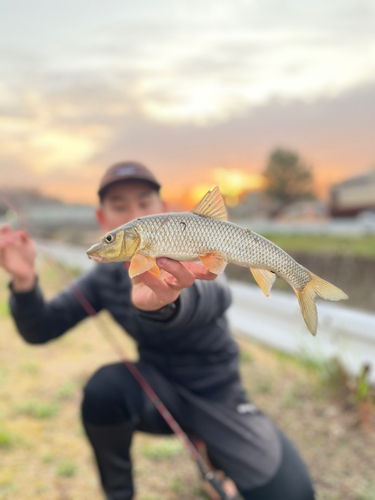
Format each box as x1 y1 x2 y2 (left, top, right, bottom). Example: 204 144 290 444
140 439 184 460
16 400 60 419
0 300 9 317
0 259 374 499
57 381 77 400
239 349 253 363
170 478 184 493
261 233 375 260
42 453 55 464
55 461 78 478
20 361 40 375
0 428 13 450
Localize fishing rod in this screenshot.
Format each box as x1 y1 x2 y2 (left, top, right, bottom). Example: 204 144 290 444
0 196 238 500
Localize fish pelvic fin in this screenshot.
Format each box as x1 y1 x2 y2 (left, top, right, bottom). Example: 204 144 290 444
294 271 348 336
250 267 276 297
129 253 158 278
192 186 227 221
199 251 227 274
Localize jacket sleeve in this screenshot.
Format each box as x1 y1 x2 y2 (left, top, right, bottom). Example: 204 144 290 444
9 269 103 344
136 273 232 331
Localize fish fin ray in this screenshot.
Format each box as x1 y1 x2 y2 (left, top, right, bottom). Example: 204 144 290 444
149 264 160 277
129 253 157 278
250 267 276 297
199 251 227 274
192 186 227 221
307 271 348 301
295 286 318 336
294 271 348 336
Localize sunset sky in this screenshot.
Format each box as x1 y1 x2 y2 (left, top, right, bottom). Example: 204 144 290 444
1 0 375 206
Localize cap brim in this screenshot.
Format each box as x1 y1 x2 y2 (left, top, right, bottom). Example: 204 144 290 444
98 177 161 199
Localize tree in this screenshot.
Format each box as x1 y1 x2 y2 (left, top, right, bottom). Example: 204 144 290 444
264 148 315 210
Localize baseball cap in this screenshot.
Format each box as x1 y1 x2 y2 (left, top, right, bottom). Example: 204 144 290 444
98 161 161 200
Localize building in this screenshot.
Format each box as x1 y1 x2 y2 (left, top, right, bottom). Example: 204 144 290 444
330 168 375 217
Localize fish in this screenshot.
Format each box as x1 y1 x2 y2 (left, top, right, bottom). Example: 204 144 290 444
86 186 348 335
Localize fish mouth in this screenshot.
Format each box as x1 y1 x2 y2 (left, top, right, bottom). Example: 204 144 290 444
87 254 105 262
86 242 109 262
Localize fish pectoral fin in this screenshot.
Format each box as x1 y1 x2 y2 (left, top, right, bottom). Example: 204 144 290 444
199 251 227 274
250 267 276 297
129 253 158 278
192 186 228 221
149 264 160 277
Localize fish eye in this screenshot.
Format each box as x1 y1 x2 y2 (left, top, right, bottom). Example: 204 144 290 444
105 233 114 243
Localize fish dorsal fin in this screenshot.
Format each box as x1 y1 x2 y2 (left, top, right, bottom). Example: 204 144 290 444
192 186 227 221
250 267 276 297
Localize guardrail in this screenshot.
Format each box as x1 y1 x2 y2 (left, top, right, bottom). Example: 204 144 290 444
227 281 375 383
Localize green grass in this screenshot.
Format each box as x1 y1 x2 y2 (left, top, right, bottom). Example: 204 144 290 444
57 381 77 400
353 480 375 500
170 477 184 493
261 233 375 260
41 453 55 464
0 428 13 450
257 380 273 394
20 361 40 375
239 349 253 363
0 300 9 318
274 347 355 398
140 438 184 460
16 400 60 419
35 485 49 494
275 349 324 372
55 460 78 477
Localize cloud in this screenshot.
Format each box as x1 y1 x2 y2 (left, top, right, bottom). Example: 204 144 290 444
0 0 374 202
1 1 375 126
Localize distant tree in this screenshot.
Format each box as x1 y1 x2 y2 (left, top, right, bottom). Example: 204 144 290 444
264 148 315 210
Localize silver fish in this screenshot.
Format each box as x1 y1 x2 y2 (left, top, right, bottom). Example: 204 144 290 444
87 186 348 335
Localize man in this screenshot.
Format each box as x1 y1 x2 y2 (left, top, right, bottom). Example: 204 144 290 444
2 162 315 500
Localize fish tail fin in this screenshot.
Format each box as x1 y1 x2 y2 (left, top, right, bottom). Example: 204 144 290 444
294 271 348 336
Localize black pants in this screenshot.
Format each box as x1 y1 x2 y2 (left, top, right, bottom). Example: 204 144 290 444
82 361 315 500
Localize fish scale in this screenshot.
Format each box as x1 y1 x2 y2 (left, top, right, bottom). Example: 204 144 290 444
87 185 347 336
134 214 311 291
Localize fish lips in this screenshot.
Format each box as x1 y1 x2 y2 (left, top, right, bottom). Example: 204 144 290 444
86 242 108 262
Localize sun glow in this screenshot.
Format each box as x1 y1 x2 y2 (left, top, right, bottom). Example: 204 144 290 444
185 168 265 208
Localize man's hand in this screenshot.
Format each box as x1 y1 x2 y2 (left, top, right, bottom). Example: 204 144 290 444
129 257 217 311
0 224 37 291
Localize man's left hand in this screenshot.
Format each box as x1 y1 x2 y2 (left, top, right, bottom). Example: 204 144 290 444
128 257 217 311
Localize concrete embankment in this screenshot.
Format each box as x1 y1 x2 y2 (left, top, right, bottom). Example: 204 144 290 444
226 251 375 313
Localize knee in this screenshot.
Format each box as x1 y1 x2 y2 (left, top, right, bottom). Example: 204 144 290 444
81 363 142 426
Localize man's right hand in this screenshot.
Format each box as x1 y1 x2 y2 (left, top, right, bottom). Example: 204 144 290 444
0 224 37 291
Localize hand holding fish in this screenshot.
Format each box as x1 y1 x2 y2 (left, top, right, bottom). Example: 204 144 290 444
87 186 348 335
129 257 217 311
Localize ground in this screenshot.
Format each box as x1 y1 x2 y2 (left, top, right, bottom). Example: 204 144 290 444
0 259 374 500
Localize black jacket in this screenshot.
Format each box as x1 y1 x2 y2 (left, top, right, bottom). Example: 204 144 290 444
9 262 239 391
